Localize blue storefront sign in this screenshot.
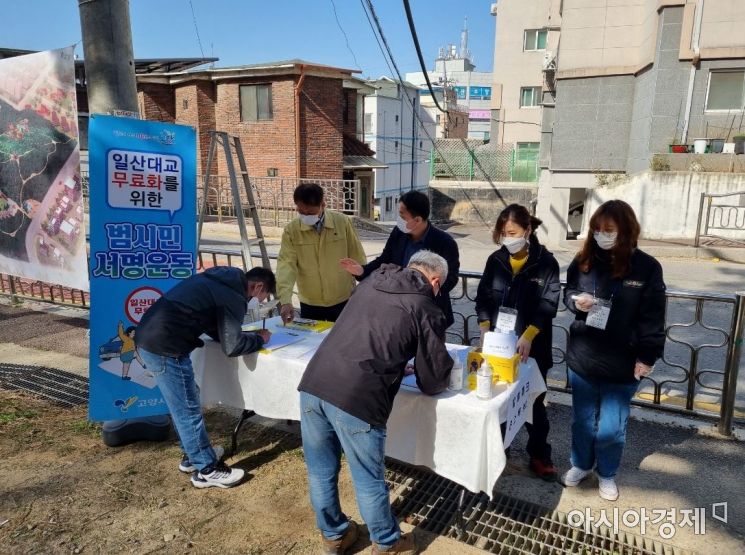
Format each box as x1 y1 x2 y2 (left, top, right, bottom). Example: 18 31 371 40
453 86 467 100
469 86 492 100
88 115 196 421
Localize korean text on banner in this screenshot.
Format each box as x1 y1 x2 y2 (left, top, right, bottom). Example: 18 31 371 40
0 47 88 290
88 115 196 421
503 372 531 449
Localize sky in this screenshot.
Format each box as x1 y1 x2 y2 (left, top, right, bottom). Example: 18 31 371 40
2 0 496 78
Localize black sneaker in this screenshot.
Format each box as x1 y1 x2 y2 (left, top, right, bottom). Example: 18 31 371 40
179 445 225 473
191 462 245 489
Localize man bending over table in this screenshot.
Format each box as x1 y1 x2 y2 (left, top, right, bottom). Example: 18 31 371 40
298 250 454 555
136 266 274 489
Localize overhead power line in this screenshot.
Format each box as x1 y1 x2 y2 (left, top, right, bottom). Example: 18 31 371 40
402 0 447 115
188 0 206 59
329 0 361 71
359 0 495 227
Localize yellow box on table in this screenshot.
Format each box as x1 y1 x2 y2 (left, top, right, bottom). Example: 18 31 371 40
465 349 520 390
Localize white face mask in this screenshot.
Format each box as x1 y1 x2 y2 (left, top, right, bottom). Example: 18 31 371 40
594 231 617 250
397 214 413 234
299 212 320 226
501 235 527 254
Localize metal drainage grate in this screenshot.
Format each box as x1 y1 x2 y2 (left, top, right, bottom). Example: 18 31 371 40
385 460 692 555
0 363 88 407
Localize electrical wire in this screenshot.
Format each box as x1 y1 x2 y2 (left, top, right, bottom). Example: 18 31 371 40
188 0 206 60
329 0 362 71
402 0 447 115
360 0 494 226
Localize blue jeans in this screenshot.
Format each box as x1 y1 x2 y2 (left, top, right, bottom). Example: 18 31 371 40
299 392 400 548
569 369 639 479
138 347 218 472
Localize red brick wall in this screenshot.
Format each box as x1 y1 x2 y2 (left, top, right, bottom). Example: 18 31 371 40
300 76 343 180
138 83 176 123
174 82 216 175
214 77 297 178
342 88 357 137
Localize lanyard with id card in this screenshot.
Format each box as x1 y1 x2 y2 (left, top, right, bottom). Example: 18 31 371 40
496 307 518 333
585 271 619 330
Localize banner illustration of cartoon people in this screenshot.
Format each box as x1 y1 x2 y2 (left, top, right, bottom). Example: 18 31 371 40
88 115 196 421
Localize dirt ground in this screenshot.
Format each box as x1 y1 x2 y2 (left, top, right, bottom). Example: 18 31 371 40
0 390 461 555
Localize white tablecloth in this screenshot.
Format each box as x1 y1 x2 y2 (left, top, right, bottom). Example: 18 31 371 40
192 316 546 497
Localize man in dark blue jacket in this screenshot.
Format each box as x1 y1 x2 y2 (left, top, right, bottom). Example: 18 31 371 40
136 266 274 489
340 191 460 326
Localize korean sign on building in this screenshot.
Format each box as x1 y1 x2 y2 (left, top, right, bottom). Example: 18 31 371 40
88 115 196 421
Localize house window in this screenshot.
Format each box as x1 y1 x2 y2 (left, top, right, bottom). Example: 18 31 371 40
343 90 350 124
385 196 393 212
520 86 542 108
524 29 548 51
706 70 745 111
517 142 540 150
395 140 399 150
395 114 399 122
240 84 273 121
364 112 373 133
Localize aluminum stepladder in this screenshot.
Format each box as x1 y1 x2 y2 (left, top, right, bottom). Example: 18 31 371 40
197 131 270 270
197 131 275 456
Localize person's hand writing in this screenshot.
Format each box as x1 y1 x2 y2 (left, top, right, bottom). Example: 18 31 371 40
280 304 295 325
634 361 653 380
516 337 532 363
339 258 364 277
574 293 595 312
257 329 272 344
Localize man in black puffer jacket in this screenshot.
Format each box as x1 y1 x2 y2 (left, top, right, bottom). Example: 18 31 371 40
136 266 275 489
298 250 453 555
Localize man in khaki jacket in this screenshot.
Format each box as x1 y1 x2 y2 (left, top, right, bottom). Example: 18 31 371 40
277 183 366 323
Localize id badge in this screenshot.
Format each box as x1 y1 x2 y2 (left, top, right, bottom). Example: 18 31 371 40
586 299 611 330
495 307 518 333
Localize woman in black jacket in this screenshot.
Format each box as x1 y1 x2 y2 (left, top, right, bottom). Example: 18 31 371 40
562 200 665 502
475 204 561 480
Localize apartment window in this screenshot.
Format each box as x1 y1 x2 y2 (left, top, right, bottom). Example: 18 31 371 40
520 86 542 108
364 112 373 132
517 142 540 150
706 70 745 111
524 29 548 51
240 84 273 121
385 196 393 212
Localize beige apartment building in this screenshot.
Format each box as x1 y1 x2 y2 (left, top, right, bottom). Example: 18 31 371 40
490 0 745 244
490 0 562 147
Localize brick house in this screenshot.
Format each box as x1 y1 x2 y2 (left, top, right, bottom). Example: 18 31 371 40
137 59 384 218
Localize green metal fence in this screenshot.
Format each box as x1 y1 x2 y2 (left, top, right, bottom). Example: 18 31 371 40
429 140 539 183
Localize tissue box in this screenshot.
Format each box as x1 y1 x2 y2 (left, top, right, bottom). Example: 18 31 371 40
466 349 520 387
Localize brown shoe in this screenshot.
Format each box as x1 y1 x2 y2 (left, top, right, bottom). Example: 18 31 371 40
321 520 359 554
371 532 418 554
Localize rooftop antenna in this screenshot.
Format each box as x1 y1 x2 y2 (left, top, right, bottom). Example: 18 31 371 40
460 16 471 60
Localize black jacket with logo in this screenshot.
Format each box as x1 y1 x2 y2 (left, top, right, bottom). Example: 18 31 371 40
359 224 460 327
135 266 264 358
563 249 666 383
474 241 561 373
299 264 454 428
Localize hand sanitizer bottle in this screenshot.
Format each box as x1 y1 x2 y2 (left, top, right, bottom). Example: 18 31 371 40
448 350 464 391
476 360 493 400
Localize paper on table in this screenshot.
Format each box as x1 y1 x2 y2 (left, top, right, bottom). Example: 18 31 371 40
260 331 305 352
401 374 419 390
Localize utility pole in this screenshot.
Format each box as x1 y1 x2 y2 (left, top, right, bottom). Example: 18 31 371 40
78 0 170 444
77 0 140 116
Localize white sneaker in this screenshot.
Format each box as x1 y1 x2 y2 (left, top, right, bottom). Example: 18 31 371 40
179 445 225 473
191 463 245 489
598 477 619 501
561 466 591 487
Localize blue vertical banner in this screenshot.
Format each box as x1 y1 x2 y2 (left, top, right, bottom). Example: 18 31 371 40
88 115 196 421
